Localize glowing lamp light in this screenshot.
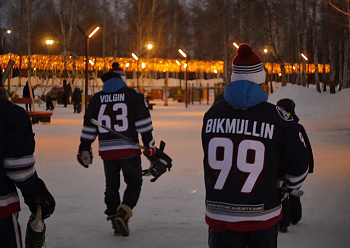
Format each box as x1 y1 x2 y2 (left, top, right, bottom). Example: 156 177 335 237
183 63 188 69
131 53 139 60
175 60 181 66
264 48 268 54
125 62 130 67
214 69 218 74
6 30 11 34
301 53 308 61
233 42 239 49
89 60 94 65
46 39 54 45
278 73 282 77
141 62 146 69
147 44 153 50
178 49 187 58
88 27 100 38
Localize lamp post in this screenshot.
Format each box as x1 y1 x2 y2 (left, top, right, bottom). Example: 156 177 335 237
45 39 54 61
176 60 182 88
301 53 309 86
131 53 139 91
1 28 12 54
77 25 100 112
145 41 154 85
178 49 188 108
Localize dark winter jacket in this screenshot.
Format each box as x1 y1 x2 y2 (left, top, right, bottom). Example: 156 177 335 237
202 79 309 232
0 99 54 219
80 77 154 160
23 84 34 98
72 88 82 104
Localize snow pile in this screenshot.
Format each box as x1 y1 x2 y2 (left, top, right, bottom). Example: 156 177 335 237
269 84 350 119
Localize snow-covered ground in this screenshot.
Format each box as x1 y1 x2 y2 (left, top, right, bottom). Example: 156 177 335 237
16 84 350 247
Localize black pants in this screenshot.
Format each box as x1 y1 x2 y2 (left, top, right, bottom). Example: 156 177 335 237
103 155 142 216
0 213 22 248
280 195 302 227
209 224 278 248
25 103 31 111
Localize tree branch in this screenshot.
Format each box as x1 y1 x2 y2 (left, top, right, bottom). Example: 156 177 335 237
329 0 349 16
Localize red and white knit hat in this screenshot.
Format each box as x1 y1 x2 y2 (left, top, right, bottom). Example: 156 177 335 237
231 43 266 84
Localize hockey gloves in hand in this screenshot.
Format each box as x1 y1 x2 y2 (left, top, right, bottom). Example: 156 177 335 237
77 147 93 168
26 179 56 220
143 146 156 157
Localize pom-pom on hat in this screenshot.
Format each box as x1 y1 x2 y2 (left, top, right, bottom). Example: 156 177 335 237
231 43 266 84
109 62 126 81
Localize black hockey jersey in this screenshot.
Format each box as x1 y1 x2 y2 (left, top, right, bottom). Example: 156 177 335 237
0 99 36 218
80 77 154 160
202 81 309 232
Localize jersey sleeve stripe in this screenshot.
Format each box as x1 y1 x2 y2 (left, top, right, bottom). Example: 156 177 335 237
82 126 97 133
285 167 309 183
135 117 152 127
136 124 153 133
81 132 97 140
6 166 36 182
3 155 35 168
0 193 19 207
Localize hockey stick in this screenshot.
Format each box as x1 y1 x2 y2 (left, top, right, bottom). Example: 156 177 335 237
91 118 146 150
290 189 304 197
25 204 46 248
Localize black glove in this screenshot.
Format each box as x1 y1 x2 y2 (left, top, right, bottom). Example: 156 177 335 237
77 147 93 168
25 179 55 220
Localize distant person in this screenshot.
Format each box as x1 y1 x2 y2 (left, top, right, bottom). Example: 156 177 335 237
45 89 56 111
201 44 309 248
72 86 82 113
0 87 55 247
277 98 314 233
77 70 157 237
62 79 70 107
23 81 34 111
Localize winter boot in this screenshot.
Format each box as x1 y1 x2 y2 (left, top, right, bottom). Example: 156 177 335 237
107 215 121 236
114 204 133 237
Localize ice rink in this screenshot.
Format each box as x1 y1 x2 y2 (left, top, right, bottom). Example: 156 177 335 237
16 84 350 247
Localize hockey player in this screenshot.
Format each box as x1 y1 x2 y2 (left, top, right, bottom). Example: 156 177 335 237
202 44 309 248
277 98 314 233
77 70 156 237
0 87 55 247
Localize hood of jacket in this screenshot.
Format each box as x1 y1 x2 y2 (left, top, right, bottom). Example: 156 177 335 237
224 80 268 108
102 77 127 93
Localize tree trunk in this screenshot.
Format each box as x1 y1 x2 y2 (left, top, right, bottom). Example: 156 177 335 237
313 0 321 93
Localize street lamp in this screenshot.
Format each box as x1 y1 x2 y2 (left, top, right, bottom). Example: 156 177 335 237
233 42 239 49
131 53 140 91
176 60 182 88
145 41 154 85
301 53 309 84
45 39 54 61
178 48 188 108
1 28 12 54
77 25 100 112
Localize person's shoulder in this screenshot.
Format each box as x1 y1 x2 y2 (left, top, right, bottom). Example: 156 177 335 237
1 100 29 120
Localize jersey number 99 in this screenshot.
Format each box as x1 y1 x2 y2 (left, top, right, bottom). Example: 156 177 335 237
208 138 265 193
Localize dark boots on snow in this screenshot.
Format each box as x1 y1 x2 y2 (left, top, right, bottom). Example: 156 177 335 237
107 204 133 237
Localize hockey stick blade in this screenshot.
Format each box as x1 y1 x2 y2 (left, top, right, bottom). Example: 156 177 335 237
91 118 145 150
25 205 46 248
290 189 304 197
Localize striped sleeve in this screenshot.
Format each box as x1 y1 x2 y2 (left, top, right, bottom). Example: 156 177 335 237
3 155 36 182
135 116 153 133
81 125 97 141
285 167 309 189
